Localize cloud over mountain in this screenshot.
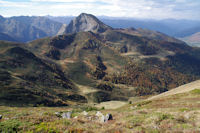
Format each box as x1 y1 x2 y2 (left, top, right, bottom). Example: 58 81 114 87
0 0 200 20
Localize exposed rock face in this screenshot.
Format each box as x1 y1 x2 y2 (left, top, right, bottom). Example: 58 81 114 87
55 112 61 117
0 15 62 42
57 24 67 35
105 114 113 121
95 111 113 123
83 111 88 116
96 111 103 117
62 112 72 119
99 113 113 123
64 13 112 34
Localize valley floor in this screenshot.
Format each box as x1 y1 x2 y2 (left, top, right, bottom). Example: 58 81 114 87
0 88 200 133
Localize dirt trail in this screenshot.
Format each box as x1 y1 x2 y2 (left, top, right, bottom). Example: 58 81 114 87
148 80 200 100
95 101 127 109
76 84 98 95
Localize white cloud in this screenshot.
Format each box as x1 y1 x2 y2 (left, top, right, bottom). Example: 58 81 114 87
0 0 30 7
0 0 199 20
31 0 98 2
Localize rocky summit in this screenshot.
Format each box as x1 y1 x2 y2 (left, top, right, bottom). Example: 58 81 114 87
63 13 112 34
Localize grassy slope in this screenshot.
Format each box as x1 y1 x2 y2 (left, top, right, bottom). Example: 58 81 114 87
100 30 200 95
148 80 200 100
0 83 200 132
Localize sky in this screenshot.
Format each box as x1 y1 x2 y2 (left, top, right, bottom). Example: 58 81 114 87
0 0 200 20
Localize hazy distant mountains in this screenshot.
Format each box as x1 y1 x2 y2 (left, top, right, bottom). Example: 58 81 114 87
47 15 200 38
175 26 200 38
0 32 16 42
49 15 200 47
1 14 200 44
0 15 62 42
181 32 200 47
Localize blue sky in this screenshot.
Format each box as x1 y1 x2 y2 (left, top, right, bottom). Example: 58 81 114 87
0 0 200 20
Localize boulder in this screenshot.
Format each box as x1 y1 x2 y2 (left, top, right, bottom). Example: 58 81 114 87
55 112 61 116
55 112 64 118
62 112 72 119
82 111 88 116
96 111 103 117
98 113 113 123
105 114 113 121
100 115 106 123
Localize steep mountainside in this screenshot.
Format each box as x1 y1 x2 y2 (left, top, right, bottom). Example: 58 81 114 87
117 28 183 43
0 33 16 42
0 41 87 106
11 16 62 36
57 24 67 35
0 16 62 42
28 32 130 103
96 29 200 95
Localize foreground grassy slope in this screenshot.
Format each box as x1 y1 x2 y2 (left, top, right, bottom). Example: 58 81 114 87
0 87 200 132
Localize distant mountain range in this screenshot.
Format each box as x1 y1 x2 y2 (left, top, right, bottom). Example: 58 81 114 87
47 15 200 37
0 32 16 42
180 32 200 47
1 13 200 106
1 14 200 44
49 16 200 47
0 15 62 42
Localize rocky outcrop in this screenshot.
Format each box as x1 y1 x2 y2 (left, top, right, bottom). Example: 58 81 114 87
57 24 67 35
62 112 72 119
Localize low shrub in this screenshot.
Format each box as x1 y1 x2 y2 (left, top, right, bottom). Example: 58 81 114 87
156 113 174 124
191 89 200 95
0 120 22 132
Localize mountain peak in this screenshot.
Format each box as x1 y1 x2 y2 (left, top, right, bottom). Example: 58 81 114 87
79 12 90 16
0 15 4 21
64 13 112 34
